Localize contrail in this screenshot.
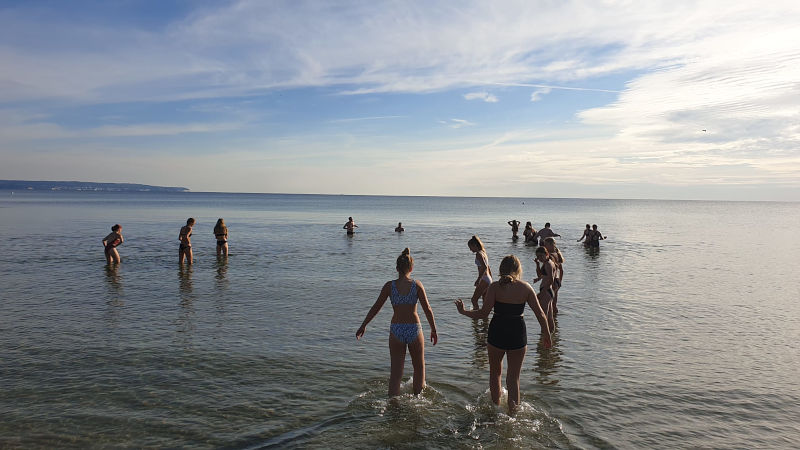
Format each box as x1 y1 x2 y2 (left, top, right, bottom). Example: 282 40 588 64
480 81 621 93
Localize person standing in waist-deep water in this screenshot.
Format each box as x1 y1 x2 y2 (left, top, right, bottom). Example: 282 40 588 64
533 222 560 246
589 224 607 248
523 221 536 244
543 237 564 315
343 217 358 235
179 218 195 264
533 246 556 333
577 224 591 246
356 248 438 397
467 235 493 309
214 218 228 257
102 224 124 264
507 219 521 240
455 255 551 414
395 222 405 232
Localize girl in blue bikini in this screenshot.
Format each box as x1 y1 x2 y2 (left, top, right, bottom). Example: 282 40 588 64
356 248 438 397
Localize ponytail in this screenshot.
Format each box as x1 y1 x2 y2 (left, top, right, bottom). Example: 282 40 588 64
396 248 413 274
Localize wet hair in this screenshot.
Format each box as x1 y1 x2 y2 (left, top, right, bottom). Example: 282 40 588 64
544 237 556 246
468 235 485 252
545 222 551 227
592 224 598 229
498 255 522 285
586 224 591 229
396 248 413 274
187 218 195 225
525 221 532 227
214 218 226 234
111 224 121 232
535 246 549 257
348 217 353 221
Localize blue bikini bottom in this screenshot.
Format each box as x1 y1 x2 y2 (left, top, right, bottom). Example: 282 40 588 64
390 323 422 344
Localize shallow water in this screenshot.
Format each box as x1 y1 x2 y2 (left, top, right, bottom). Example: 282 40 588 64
1 191 798 448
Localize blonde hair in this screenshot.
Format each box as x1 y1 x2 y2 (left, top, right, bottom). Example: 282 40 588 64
396 248 413 274
468 235 485 252
498 255 522 285
214 218 227 235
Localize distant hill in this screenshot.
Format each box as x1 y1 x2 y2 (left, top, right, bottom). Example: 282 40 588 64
0 180 189 192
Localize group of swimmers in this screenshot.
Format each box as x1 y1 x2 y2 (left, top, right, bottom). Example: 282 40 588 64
576 224 607 247
357 231 570 414
101 218 229 265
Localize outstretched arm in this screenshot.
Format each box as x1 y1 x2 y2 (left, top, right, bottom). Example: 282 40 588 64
356 282 390 339
525 287 551 348
456 283 496 319
416 282 438 345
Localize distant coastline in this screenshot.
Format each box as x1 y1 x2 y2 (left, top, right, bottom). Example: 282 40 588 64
0 180 188 192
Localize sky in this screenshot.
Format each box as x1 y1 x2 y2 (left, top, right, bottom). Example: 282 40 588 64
1 0 799 200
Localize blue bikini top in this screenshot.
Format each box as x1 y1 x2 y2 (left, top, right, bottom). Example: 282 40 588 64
390 280 418 305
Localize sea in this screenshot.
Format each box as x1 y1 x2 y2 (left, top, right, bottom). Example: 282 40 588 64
0 190 798 449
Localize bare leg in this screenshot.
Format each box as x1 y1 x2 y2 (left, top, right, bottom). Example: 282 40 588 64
186 247 193 265
388 333 407 397
105 249 113 265
179 248 185 264
471 279 490 309
216 243 221 257
487 344 505 406
222 242 228 256
505 346 526 414
407 330 426 395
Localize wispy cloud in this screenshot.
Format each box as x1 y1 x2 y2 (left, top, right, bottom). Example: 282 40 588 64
328 115 406 123
464 92 498 103
440 119 475 129
530 88 551 102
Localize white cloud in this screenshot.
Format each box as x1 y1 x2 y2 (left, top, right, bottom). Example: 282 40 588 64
464 92 498 103
441 119 475 129
530 88 551 102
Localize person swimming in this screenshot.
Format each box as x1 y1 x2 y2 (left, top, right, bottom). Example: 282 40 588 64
102 224 123 264
356 248 438 397
543 237 564 315
467 235 493 309
533 246 556 333
179 218 195 264
343 217 358 235
395 222 405 232
589 224 607 248
533 222 560 246
577 224 591 246
455 254 551 414
214 218 228 257
523 221 536 244
508 219 521 240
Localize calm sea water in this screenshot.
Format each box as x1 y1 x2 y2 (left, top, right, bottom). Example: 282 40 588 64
1 191 798 449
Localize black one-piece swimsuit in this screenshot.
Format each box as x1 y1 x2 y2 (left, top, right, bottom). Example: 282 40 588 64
487 301 527 350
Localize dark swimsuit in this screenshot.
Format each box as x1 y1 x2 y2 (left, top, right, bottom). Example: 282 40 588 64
215 233 227 246
180 230 192 250
487 301 527 350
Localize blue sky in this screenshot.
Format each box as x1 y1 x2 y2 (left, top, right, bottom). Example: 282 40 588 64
1 1 799 200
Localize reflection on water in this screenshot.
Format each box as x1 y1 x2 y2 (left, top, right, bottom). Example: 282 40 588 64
533 325 562 386
103 264 124 328
470 318 489 370
215 256 228 289
176 266 195 348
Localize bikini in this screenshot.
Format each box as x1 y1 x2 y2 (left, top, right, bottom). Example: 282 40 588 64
389 280 422 344
488 301 527 350
180 229 192 250
215 231 227 247
475 251 492 285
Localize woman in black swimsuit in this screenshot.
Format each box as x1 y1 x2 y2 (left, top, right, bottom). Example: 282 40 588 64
179 218 195 265
214 218 228 257
455 255 551 414
102 224 123 264
533 247 556 333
